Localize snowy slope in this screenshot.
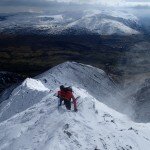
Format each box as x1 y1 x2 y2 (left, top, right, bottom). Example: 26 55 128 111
0 62 120 122
0 78 49 122
1 62 150 150
1 86 150 150
36 62 124 111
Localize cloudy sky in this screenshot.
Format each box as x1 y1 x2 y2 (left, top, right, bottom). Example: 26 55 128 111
0 0 150 13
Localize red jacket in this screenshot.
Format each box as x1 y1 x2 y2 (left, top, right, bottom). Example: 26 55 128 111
58 90 77 109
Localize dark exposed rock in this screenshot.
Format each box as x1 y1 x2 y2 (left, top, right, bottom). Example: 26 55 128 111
0 72 25 94
133 78 150 122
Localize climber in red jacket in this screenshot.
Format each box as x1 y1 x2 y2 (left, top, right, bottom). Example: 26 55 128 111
57 85 77 112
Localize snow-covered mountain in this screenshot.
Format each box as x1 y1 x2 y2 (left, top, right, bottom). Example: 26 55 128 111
0 62 119 122
0 10 141 35
66 13 139 35
1 62 150 150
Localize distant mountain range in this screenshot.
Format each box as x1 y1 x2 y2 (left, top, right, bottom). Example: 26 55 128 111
0 10 142 35
0 8 150 106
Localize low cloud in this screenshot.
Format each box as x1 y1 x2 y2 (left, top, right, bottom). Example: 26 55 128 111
123 1 150 9
0 0 124 13
0 0 150 13
0 0 123 6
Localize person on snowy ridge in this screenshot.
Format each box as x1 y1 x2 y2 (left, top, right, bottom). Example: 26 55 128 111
57 85 77 112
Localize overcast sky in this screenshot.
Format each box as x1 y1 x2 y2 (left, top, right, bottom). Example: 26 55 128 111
0 0 150 13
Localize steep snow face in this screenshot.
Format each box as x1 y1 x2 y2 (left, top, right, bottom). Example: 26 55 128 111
0 78 49 122
1 87 150 150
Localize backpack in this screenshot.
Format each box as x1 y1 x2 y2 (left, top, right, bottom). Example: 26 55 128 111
59 86 73 100
64 86 73 92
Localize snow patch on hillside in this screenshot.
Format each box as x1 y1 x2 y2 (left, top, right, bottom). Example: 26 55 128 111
22 78 49 92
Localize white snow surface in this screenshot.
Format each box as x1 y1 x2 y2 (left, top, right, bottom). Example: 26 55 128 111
0 78 49 122
0 62 150 150
22 78 49 92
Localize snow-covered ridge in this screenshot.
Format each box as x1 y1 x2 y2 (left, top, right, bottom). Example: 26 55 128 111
0 62 150 149
0 78 49 122
1 86 150 150
36 62 120 105
0 61 119 123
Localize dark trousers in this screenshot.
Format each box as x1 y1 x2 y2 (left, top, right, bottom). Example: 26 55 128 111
59 98 63 106
64 99 71 110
